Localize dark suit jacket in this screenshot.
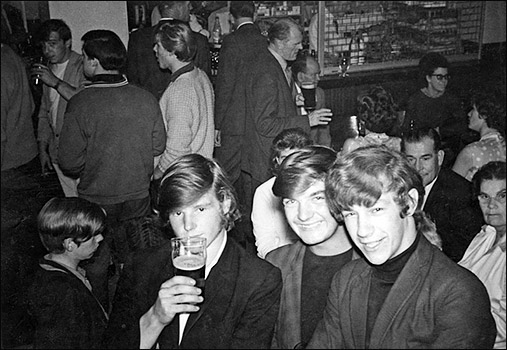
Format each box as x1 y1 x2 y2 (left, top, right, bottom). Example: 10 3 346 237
127 19 211 100
266 241 360 349
213 23 268 183
424 168 484 262
105 234 282 349
307 236 496 349
243 49 311 183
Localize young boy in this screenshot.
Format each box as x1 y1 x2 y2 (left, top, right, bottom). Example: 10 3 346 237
27 197 108 349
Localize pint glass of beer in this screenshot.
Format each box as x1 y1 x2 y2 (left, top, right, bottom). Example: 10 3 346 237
301 82 317 111
171 237 207 295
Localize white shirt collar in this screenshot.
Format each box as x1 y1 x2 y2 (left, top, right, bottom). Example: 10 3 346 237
236 21 253 30
422 175 438 209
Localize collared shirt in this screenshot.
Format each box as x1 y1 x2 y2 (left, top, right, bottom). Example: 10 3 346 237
85 74 128 88
178 231 228 344
459 225 506 349
236 21 254 31
422 175 438 209
168 61 195 85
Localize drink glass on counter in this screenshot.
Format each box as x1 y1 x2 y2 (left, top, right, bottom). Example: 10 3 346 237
171 236 207 297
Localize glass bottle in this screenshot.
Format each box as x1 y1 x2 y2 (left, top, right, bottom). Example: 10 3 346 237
349 31 359 65
212 16 222 44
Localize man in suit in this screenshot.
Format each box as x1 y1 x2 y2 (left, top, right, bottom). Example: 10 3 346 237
127 1 210 100
241 18 332 229
214 1 268 197
401 127 483 262
307 145 496 349
105 154 282 349
266 146 356 349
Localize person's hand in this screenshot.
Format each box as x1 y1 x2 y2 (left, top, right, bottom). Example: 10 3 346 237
30 63 59 88
214 129 221 147
295 93 305 107
38 149 53 175
151 275 203 325
308 108 332 127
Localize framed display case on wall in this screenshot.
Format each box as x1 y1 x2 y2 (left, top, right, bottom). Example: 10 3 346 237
311 1 485 76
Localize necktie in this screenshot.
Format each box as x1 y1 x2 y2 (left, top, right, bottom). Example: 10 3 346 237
285 66 297 100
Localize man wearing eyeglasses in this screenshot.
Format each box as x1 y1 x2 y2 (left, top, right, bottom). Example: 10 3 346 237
401 52 467 167
401 127 484 262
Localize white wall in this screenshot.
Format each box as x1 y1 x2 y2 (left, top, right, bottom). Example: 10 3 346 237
48 1 128 53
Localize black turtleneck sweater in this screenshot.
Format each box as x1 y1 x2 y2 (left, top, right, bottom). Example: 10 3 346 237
365 234 420 347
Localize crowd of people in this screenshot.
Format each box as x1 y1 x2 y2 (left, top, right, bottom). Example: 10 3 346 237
1 1 505 349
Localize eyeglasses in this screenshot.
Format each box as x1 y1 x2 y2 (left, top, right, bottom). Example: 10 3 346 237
478 190 506 204
431 74 451 81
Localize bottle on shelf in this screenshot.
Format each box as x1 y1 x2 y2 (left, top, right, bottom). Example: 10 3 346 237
357 31 365 65
212 16 222 44
349 31 359 65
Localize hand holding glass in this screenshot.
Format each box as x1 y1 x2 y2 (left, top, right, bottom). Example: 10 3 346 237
171 237 207 297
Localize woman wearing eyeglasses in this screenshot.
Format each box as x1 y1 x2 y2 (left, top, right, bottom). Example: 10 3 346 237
459 161 506 349
402 52 467 167
452 89 506 181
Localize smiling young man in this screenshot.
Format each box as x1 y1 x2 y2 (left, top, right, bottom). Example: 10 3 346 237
265 145 356 349
307 145 496 349
105 154 282 349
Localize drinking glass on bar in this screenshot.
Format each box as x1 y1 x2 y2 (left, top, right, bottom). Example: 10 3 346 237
171 237 207 297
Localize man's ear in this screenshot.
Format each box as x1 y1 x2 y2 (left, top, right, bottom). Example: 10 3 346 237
64 238 75 252
297 71 305 84
437 149 445 167
221 196 232 215
89 57 99 69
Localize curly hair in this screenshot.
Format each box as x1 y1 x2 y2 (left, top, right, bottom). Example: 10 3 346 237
269 128 313 175
469 89 506 137
356 85 401 135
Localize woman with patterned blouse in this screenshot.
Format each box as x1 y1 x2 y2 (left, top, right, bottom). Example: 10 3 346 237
453 90 506 181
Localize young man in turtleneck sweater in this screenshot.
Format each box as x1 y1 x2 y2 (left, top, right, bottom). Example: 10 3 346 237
307 145 496 349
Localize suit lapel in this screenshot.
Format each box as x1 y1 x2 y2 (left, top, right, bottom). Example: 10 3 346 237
368 239 429 347
280 244 305 346
350 268 370 348
182 240 237 340
424 173 444 210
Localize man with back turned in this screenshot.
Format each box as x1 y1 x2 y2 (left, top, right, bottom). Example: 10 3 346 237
105 153 282 348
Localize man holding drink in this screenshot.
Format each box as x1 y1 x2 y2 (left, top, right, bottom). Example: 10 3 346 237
31 19 86 197
105 153 283 349
291 54 332 147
